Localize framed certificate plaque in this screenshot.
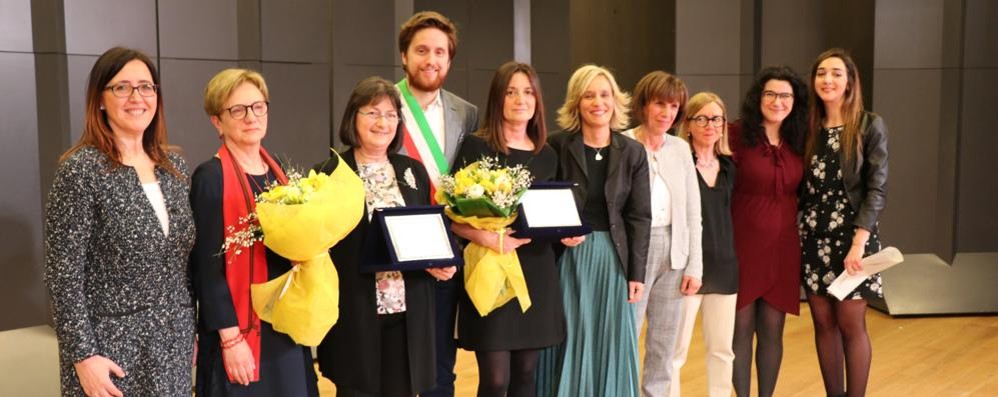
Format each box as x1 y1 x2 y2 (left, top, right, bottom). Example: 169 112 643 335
360 205 463 272
510 181 592 240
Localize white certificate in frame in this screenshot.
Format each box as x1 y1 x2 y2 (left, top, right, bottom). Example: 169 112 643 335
383 213 455 262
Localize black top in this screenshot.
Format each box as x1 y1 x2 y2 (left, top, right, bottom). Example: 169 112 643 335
451 135 566 350
189 158 318 397
314 151 439 395
695 155 739 295
547 130 651 283
582 145 611 231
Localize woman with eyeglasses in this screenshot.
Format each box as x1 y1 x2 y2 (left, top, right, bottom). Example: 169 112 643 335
44 46 196 397
621 71 701 397
315 76 452 397
189 68 319 396
670 92 738 397
801 48 888 397
729 66 809 397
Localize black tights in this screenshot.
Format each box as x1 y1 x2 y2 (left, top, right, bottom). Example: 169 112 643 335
475 349 541 397
732 299 786 397
807 294 871 397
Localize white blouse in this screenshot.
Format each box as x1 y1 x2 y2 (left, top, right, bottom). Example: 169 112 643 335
142 182 169 236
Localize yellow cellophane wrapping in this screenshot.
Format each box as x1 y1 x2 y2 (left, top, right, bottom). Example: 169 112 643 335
251 158 364 346
443 206 531 317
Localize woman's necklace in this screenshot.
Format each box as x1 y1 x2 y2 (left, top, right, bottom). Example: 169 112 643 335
594 146 605 161
696 155 717 169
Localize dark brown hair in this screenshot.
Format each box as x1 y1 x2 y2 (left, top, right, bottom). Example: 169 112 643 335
61 46 180 177
338 76 405 153
398 11 458 61
739 65 808 154
476 61 547 155
807 48 864 165
630 70 689 126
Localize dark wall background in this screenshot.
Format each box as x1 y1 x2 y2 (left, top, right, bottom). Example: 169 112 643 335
2 0 995 331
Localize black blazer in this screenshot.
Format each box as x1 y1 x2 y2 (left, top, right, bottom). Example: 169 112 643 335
842 111 888 232
314 150 437 394
548 130 652 283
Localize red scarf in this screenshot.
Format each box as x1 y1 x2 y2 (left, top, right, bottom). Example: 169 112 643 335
218 144 288 382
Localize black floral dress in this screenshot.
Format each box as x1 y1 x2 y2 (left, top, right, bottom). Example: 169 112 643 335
800 126 883 300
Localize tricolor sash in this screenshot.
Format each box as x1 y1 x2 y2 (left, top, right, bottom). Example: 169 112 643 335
397 79 448 200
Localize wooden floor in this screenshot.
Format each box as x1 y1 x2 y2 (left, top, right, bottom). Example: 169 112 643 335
318 304 998 396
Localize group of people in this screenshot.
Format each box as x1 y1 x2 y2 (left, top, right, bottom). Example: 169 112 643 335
43 10 888 397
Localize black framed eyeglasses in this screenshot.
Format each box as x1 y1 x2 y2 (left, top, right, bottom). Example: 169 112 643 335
105 82 158 98
689 115 726 127
762 90 794 102
223 101 269 120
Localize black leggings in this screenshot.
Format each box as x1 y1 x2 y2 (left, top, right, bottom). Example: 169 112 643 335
807 294 871 397
475 349 541 397
732 299 786 397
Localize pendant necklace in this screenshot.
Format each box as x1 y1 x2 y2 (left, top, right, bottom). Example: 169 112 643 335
594 147 605 161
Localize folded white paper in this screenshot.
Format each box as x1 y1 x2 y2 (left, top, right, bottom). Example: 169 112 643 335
827 246 904 300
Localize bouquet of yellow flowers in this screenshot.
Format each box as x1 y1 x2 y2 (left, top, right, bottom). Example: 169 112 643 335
224 151 365 346
436 157 533 316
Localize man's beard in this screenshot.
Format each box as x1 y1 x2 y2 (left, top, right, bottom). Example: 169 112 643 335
405 63 448 92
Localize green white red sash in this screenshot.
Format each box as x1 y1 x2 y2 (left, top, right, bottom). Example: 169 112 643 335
397 79 448 199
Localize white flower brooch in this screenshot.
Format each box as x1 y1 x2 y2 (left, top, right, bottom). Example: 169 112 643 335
403 167 417 190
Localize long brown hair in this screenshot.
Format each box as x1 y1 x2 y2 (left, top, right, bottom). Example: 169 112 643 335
61 47 180 176
476 61 547 154
806 48 864 165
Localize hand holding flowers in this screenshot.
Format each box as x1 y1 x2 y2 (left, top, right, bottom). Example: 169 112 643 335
436 156 534 316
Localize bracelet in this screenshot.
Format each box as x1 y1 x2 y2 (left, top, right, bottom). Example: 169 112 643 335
220 333 245 349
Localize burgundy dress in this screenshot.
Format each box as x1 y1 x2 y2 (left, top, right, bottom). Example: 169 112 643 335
729 124 804 315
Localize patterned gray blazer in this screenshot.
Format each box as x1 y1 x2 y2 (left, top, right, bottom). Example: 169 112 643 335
44 146 196 396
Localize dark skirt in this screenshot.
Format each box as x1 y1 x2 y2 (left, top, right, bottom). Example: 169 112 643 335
456 241 566 351
194 321 318 397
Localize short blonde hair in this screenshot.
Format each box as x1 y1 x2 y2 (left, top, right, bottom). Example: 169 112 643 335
203 68 269 116
557 65 630 131
678 92 733 156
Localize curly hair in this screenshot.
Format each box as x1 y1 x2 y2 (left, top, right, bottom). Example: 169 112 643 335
738 65 808 154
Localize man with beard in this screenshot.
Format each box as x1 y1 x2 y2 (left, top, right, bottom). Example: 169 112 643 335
396 10 478 397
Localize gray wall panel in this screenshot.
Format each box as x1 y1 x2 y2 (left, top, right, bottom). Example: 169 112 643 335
535 71 567 130
261 0 331 63
332 1 396 66
531 0 570 131
874 0 944 69
65 55 99 144
871 69 943 252
963 0 998 68
466 1 514 71
0 0 33 52
0 52 47 330
63 0 157 56
158 0 239 60
260 62 331 169
676 0 742 76
760 0 823 75
158 59 239 169
957 69 998 251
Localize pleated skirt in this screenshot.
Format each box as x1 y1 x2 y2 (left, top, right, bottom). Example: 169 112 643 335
535 231 640 397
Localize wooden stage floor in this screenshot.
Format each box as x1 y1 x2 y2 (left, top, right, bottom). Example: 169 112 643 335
318 303 998 396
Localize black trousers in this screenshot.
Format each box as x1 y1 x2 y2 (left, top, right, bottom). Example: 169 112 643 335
421 275 460 397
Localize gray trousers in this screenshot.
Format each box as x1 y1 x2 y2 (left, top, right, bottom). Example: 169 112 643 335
634 226 685 397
